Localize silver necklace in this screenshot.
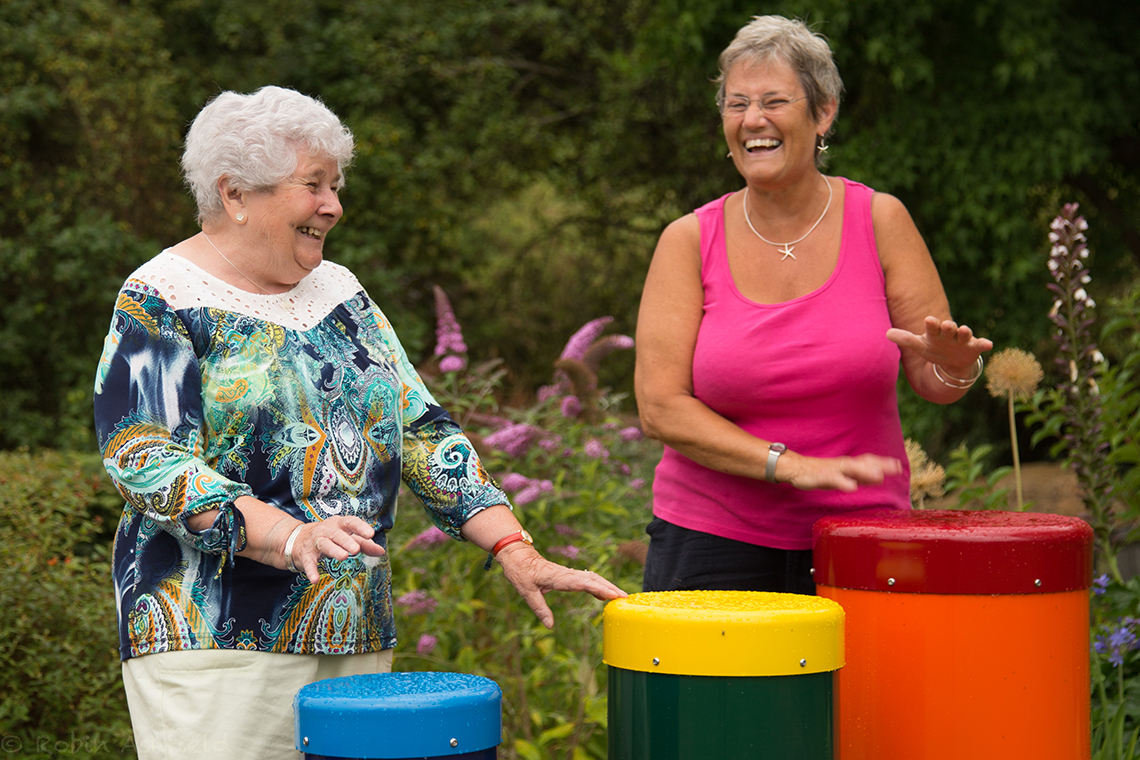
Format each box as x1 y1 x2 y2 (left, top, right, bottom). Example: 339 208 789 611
201 233 294 312
742 178 833 261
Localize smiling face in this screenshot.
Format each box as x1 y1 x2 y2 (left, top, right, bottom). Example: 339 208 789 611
722 57 835 190
240 148 344 286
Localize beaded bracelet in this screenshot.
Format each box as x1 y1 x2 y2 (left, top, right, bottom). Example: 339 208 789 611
932 355 984 390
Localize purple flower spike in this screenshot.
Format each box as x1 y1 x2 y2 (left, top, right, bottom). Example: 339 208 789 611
439 355 467 373
432 285 468 364
561 317 614 361
1044 204 1116 563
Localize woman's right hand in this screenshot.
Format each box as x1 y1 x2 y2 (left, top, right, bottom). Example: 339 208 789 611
775 450 903 492
280 516 386 584
189 498 385 583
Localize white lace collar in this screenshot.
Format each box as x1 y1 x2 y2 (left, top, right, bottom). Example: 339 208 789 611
128 250 364 330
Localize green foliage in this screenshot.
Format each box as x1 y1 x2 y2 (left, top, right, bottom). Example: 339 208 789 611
0 0 189 450
0 449 131 758
941 441 1013 510
3 0 1140 453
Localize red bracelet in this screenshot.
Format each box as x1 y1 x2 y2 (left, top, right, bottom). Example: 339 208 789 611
491 529 534 557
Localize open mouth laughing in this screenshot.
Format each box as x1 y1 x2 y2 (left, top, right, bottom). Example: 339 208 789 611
744 138 782 153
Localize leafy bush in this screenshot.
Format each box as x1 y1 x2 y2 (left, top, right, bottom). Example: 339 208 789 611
0 449 131 758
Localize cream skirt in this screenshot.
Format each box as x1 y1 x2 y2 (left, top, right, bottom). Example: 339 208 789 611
122 648 393 760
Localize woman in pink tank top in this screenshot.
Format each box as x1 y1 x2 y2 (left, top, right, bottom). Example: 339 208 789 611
635 16 993 594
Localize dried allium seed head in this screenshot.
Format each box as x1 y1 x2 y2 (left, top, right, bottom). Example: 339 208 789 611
905 439 945 506
986 348 1044 400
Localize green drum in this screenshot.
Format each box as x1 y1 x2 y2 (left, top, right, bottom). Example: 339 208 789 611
604 591 844 760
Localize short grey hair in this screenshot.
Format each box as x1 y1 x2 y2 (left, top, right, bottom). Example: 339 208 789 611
714 16 843 128
182 86 355 224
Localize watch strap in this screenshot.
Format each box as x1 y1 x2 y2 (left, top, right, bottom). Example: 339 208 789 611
484 529 533 570
765 443 787 483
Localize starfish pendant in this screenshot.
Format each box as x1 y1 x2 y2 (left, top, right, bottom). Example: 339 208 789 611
778 243 797 260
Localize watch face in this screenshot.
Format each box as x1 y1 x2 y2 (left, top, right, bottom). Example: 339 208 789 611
520 529 533 544
771 443 787 454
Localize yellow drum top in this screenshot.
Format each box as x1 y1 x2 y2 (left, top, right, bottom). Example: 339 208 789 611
603 591 844 676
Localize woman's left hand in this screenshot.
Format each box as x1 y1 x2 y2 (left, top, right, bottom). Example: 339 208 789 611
495 544 628 629
887 316 993 376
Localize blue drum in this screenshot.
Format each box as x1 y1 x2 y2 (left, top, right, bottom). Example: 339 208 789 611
295 672 502 760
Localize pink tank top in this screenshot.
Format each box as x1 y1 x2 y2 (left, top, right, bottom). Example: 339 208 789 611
651 178 911 550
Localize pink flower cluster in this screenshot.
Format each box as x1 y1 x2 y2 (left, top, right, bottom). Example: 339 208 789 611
549 545 580 560
432 286 467 373
499 471 554 506
619 426 643 442
584 438 609 459
405 526 449 550
483 423 548 458
395 590 438 615
560 396 581 418
416 634 438 656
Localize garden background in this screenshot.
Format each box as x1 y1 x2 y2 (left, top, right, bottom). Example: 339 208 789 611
2 0 1139 758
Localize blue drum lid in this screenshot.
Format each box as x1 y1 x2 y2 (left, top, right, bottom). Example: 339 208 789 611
295 672 502 759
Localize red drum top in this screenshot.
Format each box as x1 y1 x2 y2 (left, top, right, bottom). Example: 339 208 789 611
812 510 1093 594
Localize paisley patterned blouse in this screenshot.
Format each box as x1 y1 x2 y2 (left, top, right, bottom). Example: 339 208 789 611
94 251 507 661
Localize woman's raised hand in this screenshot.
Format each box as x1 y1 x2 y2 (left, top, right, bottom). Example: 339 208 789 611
887 316 993 376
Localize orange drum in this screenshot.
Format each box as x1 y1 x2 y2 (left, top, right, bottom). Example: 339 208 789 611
813 510 1092 760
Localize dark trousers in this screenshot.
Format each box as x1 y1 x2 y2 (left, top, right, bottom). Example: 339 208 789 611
642 516 815 595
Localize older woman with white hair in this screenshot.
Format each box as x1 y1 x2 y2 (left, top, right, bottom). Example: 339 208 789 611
635 16 993 595
94 85 624 760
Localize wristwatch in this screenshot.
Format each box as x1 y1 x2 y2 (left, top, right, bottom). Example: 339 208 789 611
484 529 534 570
765 443 787 483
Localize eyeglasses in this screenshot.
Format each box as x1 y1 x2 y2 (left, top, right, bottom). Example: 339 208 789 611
719 95 805 117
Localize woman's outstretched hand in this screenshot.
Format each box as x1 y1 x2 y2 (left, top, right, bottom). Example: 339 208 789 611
775 451 903 492
887 316 993 375
495 544 628 629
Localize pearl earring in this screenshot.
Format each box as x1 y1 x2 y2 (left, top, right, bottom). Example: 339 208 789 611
236 213 246 222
